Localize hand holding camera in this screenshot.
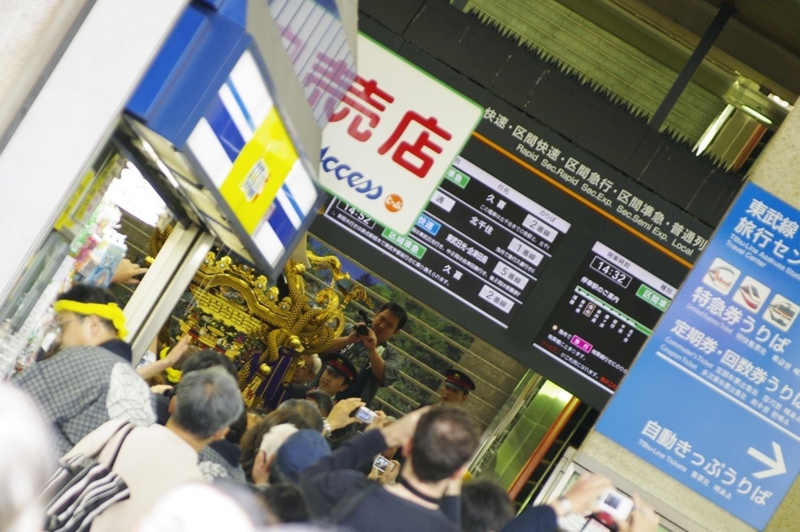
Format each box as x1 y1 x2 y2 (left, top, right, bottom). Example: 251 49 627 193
354 405 378 424
554 473 614 517
596 489 634 523
327 398 365 432
581 493 658 532
370 455 400 484
563 481 658 532
583 489 634 531
355 310 372 337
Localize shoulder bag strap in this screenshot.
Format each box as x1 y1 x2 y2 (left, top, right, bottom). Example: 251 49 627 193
90 422 136 468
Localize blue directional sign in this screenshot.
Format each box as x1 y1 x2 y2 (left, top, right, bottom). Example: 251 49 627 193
597 182 800 530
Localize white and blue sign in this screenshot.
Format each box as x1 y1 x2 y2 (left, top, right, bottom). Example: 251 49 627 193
597 182 800 530
417 214 441 236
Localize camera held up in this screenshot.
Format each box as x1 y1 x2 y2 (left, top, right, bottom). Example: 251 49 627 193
356 310 372 336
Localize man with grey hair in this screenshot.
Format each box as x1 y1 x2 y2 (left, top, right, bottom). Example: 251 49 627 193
64 366 244 532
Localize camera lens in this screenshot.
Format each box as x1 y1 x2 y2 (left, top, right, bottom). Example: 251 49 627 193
357 324 369 335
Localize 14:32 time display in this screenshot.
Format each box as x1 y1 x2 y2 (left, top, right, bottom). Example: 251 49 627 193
590 256 631 288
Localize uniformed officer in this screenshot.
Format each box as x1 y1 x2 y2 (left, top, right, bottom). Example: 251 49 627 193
291 355 358 400
438 368 476 407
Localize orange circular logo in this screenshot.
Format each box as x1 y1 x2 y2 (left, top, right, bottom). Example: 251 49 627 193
384 194 403 212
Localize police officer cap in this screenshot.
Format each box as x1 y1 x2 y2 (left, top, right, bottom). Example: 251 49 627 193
444 368 476 393
326 356 357 380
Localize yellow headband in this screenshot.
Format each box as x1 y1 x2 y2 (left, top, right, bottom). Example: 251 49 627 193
161 346 182 384
52 300 129 340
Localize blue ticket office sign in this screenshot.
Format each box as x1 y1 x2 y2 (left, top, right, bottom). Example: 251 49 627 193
597 182 800 530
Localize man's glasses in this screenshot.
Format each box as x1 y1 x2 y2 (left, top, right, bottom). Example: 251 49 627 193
54 316 82 336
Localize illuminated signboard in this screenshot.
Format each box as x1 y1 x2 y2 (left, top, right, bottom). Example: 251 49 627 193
311 50 711 409
318 34 483 235
269 0 356 128
324 155 570 327
533 242 675 393
186 49 322 274
598 183 800 529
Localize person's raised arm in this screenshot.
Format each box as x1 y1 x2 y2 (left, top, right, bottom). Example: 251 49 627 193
549 473 613 518
136 335 191 380
617 495 659 532
501 473 613 532
319 327 360 355
360 328 387 384
326 397 365 434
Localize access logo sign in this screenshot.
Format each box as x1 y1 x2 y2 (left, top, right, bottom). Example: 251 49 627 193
318 34 483 234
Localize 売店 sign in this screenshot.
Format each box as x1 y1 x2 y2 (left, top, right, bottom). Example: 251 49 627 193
318 34 482 235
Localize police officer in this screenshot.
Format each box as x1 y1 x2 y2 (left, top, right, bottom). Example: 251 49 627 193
438 368 476 407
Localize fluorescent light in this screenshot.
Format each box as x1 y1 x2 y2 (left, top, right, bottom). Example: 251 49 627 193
741 105 773 125
695 104 734 155
104 163 167 226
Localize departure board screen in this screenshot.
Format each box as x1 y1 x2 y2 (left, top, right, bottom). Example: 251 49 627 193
323 156 570 327
533 242 676 393
311 39 715 409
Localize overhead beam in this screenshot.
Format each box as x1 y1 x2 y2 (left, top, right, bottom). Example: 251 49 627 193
649 2 734 131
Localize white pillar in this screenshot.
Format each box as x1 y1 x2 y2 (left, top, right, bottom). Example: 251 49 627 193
0 0 189 303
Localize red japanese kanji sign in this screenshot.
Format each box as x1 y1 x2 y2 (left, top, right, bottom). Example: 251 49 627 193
318 34 482 234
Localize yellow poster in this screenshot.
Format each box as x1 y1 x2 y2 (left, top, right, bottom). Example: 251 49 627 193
219 108 298 234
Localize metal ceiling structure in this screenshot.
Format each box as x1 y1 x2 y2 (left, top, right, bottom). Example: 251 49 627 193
458 0 800 168
630 0 800 100
702 0 800 59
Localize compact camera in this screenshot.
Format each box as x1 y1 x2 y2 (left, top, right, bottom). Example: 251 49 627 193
373 455 390 472
354 405 378 424
356 310 372 336
596 489 634 523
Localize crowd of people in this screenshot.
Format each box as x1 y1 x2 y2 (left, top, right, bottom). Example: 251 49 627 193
2 284 661 532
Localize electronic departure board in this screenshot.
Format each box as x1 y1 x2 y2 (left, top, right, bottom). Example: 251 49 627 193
533 242 676 393
311 43 714 409
324 156 570 327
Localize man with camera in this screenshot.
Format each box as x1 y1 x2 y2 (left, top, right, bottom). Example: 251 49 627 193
320 302 407 407
301 406 477 532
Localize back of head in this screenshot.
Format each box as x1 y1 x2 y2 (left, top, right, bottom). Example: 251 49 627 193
304 390 333 418
460 480 515 532
173 367 244 439
56 284 118 306
240 407 321 482
252 483 310 523
276 398 324 432
411 407 480 483
272 429 331 484
0 384 53 532
259 423 299 461
181 349 238 381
